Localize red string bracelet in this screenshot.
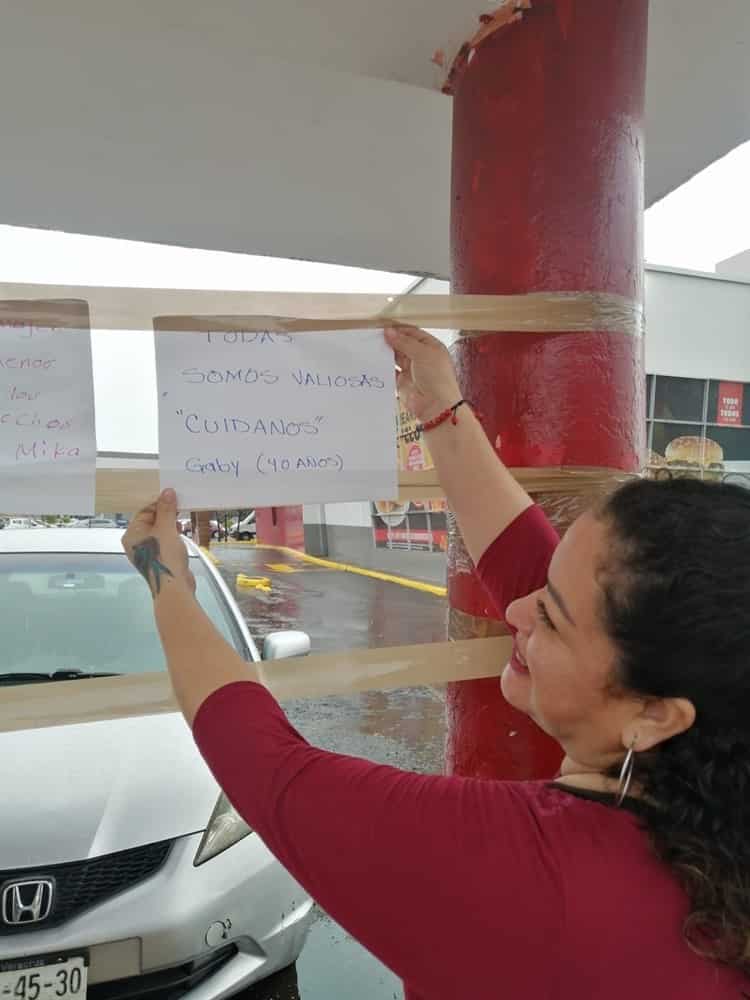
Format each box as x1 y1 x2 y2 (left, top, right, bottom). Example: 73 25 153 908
419 399 470 433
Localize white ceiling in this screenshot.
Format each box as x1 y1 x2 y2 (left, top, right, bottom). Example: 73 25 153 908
0 0 748 276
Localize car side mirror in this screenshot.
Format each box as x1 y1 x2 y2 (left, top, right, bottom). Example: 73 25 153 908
262 630 311 661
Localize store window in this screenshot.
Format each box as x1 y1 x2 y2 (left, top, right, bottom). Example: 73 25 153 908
709 427 750 462
653 376 705 422
647 375 750 487
650 422 703 459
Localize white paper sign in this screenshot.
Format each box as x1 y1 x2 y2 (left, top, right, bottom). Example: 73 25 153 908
0 324 97 514
155 328 398 507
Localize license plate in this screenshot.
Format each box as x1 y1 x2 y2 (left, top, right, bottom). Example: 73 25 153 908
0 956 87 1000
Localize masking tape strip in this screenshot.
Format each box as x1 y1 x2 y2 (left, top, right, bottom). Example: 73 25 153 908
0 636 512 734
92 463 632 512
0 285 642 337
400 467 633 499
0 299 90 329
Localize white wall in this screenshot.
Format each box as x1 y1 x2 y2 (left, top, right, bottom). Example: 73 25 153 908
717 250 750 279
645 267 750 382
303 502 372 528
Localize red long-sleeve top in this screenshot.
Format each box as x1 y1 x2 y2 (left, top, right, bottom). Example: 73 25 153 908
193 506 747 998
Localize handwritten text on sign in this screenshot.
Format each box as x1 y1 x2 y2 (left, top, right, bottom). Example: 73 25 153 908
155 329 397 507
0 325 96 514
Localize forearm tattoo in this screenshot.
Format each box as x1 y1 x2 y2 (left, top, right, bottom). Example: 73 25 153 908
132 537 174 595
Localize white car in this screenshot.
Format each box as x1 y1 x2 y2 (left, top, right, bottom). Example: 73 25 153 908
177 520 227 541
230 513 256 541
0 529 313 999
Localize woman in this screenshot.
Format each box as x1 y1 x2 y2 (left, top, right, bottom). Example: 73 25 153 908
124 327 750 999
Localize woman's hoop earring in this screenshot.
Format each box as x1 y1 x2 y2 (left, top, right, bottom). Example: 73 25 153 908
616 739 637 807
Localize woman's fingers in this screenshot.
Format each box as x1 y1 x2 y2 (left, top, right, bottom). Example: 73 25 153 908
132 490 177 532
393 324 435 345
384 325 437 356
394 351 412 379
134 499 158 519
126 503 158 538
122 498 162 558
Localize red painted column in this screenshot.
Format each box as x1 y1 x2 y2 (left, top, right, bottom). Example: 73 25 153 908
446 0 648 779
255 506 305 549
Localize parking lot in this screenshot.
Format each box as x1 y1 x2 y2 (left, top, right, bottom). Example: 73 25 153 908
212 542 449 1000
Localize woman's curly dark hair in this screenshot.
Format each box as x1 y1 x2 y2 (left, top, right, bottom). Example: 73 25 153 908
596 477 750 972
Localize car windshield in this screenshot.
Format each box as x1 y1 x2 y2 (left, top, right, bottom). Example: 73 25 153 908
0 552 247 681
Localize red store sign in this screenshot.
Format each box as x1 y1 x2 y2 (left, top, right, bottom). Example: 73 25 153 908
717 382 744 426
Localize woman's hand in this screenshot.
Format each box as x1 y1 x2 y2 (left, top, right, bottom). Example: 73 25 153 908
386 325 532 565
384 326 462 423
122 488 195 598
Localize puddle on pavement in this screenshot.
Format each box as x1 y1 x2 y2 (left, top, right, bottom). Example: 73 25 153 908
216 545 447 654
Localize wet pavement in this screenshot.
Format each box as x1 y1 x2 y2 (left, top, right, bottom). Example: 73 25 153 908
211 542 449 1000
225 545 448 654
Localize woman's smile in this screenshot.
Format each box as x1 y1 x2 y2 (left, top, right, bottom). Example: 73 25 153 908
508 640 530 676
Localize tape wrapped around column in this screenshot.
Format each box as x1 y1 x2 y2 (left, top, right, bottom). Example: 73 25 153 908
0 285 643 336
448 606 508 641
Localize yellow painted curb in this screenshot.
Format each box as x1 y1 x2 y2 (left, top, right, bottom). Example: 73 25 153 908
199 546 220 566
254 544 447 597
236 573 272 592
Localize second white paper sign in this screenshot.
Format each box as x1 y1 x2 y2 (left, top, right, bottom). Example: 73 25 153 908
155 328 398 508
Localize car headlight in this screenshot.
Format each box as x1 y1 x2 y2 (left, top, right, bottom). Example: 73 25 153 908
194 792 253 866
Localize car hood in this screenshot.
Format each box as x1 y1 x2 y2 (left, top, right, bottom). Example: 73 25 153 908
0 711 219 869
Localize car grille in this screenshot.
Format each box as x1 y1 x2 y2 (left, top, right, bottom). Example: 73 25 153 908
0 840 173 934
88 945 237 1000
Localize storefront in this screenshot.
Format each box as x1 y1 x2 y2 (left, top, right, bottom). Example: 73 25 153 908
647 374 750 483
644 264 750 485
370 399 449 555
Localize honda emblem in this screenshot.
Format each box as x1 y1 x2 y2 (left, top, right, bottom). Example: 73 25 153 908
1 880 54 925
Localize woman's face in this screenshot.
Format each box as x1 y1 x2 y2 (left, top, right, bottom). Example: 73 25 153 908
503 512 642 770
